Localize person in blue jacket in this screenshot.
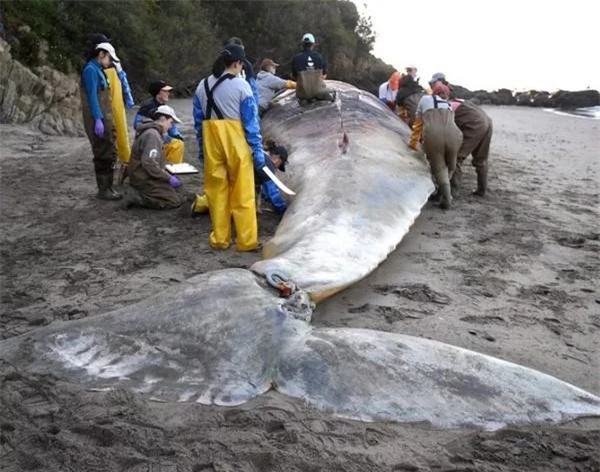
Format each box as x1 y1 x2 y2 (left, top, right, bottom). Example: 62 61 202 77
191 44 270 252
134 80 185 164
85 34 134 109
259 144 288 215
80 41 122 200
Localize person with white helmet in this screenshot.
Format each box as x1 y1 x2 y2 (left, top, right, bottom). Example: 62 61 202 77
80 41 122 200
290 33 335 103
124 105 187 210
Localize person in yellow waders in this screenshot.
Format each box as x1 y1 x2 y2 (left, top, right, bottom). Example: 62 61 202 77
192 44 270 251
134 81 185 165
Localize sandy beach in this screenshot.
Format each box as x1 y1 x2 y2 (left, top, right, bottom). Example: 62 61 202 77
0 102 598 471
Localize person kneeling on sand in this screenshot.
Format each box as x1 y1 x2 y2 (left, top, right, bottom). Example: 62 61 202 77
124 105 187 209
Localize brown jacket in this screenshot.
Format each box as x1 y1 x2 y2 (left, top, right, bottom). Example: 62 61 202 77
129 119 184 209
452 100 493 166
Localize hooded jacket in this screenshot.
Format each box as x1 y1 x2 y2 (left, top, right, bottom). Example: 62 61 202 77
129 120 171 184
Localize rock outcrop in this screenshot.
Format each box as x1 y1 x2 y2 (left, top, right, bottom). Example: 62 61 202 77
0 38 83 136
451 84 599 109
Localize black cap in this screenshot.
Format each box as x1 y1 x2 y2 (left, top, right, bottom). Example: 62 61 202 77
272 145 288 172
220 44 246 62
89 33 110 46
148 80 173 97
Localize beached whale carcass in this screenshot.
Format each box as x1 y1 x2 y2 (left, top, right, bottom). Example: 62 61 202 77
1 81 598 430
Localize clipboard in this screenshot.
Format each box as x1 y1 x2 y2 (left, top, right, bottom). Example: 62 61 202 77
165 163 199 175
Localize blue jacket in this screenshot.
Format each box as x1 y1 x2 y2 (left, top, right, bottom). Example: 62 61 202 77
261 180 286 214
134 97 183 144
81 60 109 120
242 59 260 107
117 69 135 109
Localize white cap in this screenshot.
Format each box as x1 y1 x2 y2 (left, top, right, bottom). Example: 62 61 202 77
302 33 315 44
155 105 181 123
95 42 120 63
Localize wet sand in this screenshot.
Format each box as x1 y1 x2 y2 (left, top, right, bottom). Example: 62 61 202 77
0 103 598 471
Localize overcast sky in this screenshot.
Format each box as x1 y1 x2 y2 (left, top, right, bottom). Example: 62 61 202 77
356 0 600 92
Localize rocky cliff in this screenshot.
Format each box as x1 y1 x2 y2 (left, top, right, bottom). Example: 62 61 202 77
0 38 83 136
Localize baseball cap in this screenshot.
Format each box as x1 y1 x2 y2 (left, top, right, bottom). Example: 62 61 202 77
95 42 120 63
220 44 246 62
155 105 181 123
302 33 315 44
149 80 174 97
429 72 447 85
260 58 279 70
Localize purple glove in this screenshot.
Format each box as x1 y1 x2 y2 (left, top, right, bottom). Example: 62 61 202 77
168 175 181 188
94 118 104 138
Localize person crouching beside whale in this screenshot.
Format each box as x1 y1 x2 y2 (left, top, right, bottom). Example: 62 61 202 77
123 106 186 210
193 44 270 252
257 144 288 215
80 42 122 201
409 83 463 209
448 98 493 197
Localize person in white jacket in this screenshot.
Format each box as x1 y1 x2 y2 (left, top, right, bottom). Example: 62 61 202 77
256 59 296 116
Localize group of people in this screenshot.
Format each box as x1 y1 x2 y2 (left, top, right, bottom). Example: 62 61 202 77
80 31 492 256
378 69 493 209
80 33 333 252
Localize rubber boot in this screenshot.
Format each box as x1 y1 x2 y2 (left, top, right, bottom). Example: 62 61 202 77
438 183 452 210
473 166 488 197
96 174 122 201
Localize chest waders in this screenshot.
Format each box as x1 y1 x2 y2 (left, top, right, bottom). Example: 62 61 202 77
422 96 463 210
80 70 121 200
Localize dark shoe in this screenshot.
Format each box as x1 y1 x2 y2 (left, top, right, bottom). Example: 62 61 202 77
438 183 452 210
473 166 488 197
122 187 144 208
